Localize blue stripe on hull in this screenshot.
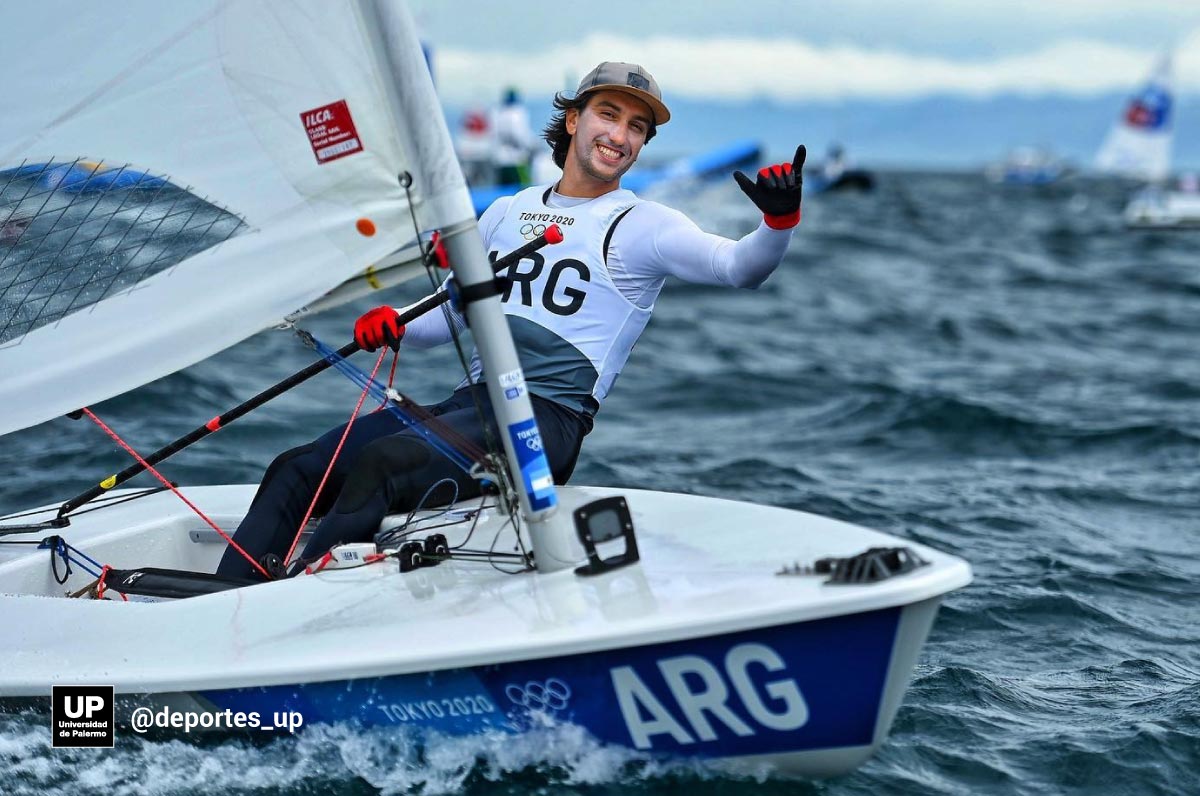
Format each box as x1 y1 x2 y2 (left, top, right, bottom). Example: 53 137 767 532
201 606 900 758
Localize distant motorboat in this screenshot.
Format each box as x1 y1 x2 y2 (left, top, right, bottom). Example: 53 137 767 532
809 169 875 193
806 144 875 194
986 148 1067 185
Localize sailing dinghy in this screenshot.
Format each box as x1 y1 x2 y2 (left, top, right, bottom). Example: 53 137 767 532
0 0 971 777
1095 54 1200 230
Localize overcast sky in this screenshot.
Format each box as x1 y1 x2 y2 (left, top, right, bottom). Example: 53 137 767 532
409 0 1200 105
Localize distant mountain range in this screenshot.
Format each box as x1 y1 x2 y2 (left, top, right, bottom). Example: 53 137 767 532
446 93 1200 173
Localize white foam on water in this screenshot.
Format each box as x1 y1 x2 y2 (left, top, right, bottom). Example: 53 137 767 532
2 716 326 796
304 720 664 794
1 713 783 795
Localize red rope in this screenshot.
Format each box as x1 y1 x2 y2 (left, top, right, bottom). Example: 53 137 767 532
375 347 401 412
303 551 335 576
81 408 271 580
95 564 128 602
299 550 388 576
284 349 387 566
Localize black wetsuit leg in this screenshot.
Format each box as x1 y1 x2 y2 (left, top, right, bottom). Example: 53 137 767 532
296 385 587 563
215 409 411 579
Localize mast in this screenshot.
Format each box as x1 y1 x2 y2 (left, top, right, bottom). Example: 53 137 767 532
355 0 583 572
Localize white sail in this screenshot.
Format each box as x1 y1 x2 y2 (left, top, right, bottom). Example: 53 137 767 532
0 0 470 436
1095 55 1174 182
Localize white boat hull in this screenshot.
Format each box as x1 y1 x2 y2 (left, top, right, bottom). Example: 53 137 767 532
0 484 970 776
1124 190 1200 229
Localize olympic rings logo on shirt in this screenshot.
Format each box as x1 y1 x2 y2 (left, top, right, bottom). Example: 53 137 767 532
519 223 547 241
504 678 571 712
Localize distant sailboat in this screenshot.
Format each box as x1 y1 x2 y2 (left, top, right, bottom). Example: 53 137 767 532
1095 55 1200 229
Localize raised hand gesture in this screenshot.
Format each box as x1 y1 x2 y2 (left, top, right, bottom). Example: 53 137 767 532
733 144 806 229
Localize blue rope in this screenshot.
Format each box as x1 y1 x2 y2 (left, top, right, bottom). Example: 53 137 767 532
39 536 104 579
309 335 477 474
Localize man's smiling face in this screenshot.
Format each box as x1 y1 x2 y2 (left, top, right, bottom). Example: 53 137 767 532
565 90 653 189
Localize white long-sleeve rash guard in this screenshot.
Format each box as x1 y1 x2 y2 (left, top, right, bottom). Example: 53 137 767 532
400 189 794 348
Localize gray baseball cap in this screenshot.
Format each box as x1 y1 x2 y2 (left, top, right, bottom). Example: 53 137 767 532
575 62 670 125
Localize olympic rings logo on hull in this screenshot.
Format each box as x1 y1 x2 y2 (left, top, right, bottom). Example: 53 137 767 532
505 678 571 712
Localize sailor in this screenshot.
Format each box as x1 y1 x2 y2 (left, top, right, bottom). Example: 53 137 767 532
492 86 534 185
822 143 846 182
216 61 805 579
455 107 494 186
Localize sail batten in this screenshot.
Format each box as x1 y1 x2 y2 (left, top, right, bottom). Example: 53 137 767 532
0 0 443 436
0 159 248 346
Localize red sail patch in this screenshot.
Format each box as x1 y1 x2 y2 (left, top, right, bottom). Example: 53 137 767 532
301 100 364 164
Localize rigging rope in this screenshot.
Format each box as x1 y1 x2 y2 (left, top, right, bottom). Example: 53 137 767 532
375 347 402 412
95 564 127 601
302 332 490 472
80 407 270 580
33 535 129 600
283 347 388 567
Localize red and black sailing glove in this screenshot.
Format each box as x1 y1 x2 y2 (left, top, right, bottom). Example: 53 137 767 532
733 144 806 230
353 306 405 352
